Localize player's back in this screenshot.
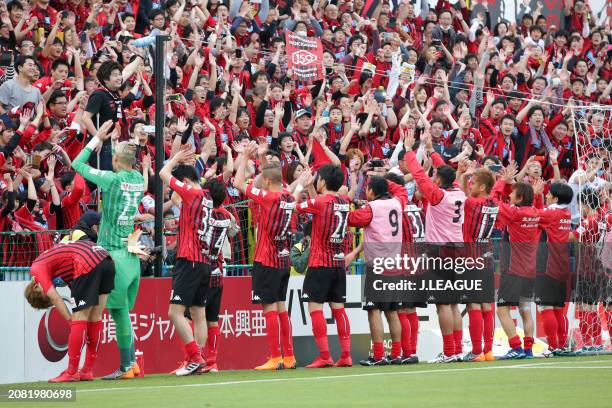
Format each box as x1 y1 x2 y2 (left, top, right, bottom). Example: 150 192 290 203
402 203 425 244
363 198 403 263
175 186 213 263
463 196 499 243
539 206 572 280
309 194 350 268
32 240 109 286
203 207 233 262
99 170 144 249
425 187 466 244
254 190 295 269
502 205 541 278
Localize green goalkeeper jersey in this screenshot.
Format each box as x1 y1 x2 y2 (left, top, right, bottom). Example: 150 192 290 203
72 147 144 250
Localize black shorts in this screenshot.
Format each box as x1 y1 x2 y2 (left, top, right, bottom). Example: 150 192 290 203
425 245 461 305
302 267 346 304
535 275 569 307
362 300 400 311
497 274 534 306
398 302 427 309
462 258 495 304
205 286 223 322
70 258 115 312
171 259 211 308
251 262 290 304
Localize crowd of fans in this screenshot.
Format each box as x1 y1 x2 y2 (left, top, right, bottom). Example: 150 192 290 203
0 0 610 272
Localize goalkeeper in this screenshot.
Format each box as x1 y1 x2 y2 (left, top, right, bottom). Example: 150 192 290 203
72 120 145 380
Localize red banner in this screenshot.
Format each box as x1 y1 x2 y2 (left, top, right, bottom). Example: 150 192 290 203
285 32 324 83
90 277 267 376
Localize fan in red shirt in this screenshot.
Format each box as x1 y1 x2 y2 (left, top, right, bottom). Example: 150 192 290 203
295 164 353 369
535 183 574 354
158 148 216 376
457 167 499 363
59 172 86 229
33 59 73 100
491 165 544 360
234 142 297 371
24 234 115 383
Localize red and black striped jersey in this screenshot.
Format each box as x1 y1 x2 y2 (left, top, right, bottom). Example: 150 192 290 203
170 177 213 263
31 240 109 294
202 207 233 262
297 194 351 268
463 196 499 258
463 196 499 243
245 184 296 269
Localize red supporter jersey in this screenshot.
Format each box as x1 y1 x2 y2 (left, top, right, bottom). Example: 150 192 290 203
497 202 541 278
31 240 109 294
33 77 73 99
245 184 295 269
170 177 214 263
297 194 350 268
538 205 572 281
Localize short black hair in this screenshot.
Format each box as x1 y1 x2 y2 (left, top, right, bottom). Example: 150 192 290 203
492 97 507 108
384 172 405 186
348 34 363 49
209 97 227 115
251 71 269 86
96 60 123 86
501 113 516 125
51 59 70 71
14 55 34 75
7 1 24 12
527 105 544 118
47 90 67 107
204 178 227 208
483 155 501 165
171 164 199 183
317 164 344 192
436 165 456 188
33 141 53 153
130 118 147 133
367 176 389 199
60 172 76 189
149 9 164 21
549 183 573 205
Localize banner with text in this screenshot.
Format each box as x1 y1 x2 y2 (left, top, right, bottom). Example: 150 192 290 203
285 32 324 83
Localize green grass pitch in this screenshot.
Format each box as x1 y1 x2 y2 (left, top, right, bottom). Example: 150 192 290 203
4 356 612 408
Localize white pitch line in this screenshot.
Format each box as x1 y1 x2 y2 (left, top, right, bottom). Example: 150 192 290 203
78 359 612 394
510 366 612 369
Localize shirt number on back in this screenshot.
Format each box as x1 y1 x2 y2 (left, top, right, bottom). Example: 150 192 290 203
477 212 498 240
331 210 348 241
389 209 399 236
452 201 463 223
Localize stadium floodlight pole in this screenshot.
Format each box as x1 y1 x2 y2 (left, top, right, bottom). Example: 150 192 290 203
154 34 170 277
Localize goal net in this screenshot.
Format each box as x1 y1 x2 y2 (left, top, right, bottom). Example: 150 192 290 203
569 104 612 354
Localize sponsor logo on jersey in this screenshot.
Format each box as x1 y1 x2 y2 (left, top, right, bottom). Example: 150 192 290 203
121 182 144 192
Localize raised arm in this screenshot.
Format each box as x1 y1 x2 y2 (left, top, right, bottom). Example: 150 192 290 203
71 120 117 190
